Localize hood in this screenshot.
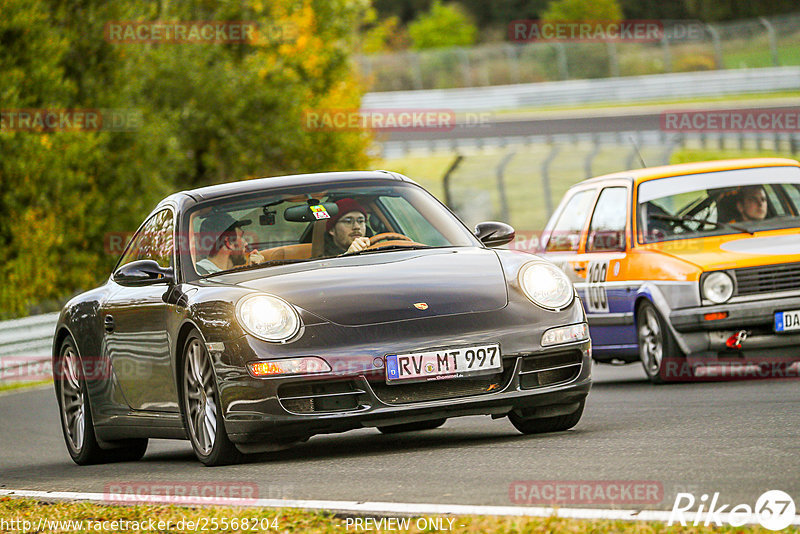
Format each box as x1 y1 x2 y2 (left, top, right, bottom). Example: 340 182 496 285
646 229 800 271
218 248 508 326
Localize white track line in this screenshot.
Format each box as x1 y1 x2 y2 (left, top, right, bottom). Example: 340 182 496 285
2 489 799 526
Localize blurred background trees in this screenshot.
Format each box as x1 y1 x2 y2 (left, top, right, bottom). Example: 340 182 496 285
0 0 371 318
2 0 799 318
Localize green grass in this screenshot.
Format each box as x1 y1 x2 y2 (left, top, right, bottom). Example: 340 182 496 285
376 144 663 231
0 497 785 533
0 379 52 394
722 42 800 70
670 148 800 165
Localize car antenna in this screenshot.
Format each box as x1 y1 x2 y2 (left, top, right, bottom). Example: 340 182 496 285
629 135 647 168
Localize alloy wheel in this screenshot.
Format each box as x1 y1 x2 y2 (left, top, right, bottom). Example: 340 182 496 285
184 339 217 455
639 305 663 375
60 345 85 452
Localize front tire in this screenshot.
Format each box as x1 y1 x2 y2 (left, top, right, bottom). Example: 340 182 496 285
181 333 243 466
637 300 688 383
56 337 147 465
509 400 585 434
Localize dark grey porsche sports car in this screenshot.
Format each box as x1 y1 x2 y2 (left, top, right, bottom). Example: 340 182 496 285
53 170 591 466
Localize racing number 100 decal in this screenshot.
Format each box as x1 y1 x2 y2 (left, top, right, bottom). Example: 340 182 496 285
586 261 609 313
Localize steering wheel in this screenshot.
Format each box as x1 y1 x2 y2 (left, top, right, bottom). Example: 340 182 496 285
365 232 425 251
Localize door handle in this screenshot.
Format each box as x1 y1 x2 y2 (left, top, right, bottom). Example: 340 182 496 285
104 315 115 333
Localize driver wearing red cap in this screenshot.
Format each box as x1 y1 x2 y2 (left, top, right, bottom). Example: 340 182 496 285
325 198 371 256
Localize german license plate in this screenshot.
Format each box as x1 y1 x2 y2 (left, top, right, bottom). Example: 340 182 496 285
775 310 800 332
385 344 501 384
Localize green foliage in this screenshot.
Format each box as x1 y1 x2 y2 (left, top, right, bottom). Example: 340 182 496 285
542 0 623 21
360 9 409 53
0 0 372 319
408 1 478 50
683 0 800 21
374 0 799 28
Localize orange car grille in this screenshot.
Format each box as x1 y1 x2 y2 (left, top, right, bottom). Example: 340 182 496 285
734 262 800 296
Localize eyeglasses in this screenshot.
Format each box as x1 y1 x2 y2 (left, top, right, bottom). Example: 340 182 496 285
338 216 366 226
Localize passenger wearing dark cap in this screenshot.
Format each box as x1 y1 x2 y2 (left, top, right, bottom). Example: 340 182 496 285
196 212 264 274
324 198 371 256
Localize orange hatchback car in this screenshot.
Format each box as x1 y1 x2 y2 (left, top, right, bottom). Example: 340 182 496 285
540 158 800 382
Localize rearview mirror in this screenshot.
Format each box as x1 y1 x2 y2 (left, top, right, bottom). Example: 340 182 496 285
474 221 515 247
114 260 174 286
284 202 339 222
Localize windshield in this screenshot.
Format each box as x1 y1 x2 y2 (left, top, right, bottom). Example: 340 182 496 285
637 166 800 244
182 180 479 278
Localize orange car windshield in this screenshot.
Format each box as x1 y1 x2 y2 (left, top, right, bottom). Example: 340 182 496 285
637 166 800 243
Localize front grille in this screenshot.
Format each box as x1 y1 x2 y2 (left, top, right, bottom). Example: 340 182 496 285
278 379 369 414
370 366 513 405
519 350 582 389
735 262 800 296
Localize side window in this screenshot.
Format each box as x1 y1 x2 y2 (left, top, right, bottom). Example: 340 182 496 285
545 189 596 252
117 209 175 269
764 184 791 217
587 187 628 252
379 196 449 245
785 184 800 214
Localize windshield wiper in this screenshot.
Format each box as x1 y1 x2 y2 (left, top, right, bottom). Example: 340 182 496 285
347 244 432 256
651 213 754 235
201 259 306 277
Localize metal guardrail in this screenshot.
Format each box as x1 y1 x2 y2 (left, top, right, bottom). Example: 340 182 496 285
0 312 58 380
362 67 800 112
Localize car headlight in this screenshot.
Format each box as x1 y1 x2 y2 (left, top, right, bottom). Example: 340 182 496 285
519 262 574 310
702 271 734 304
236 294 301 342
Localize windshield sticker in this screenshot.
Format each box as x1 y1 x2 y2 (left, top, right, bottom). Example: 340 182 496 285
310 204 330 220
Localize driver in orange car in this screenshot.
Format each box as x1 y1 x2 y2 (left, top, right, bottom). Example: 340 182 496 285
733 185 769 222
324 198 372 256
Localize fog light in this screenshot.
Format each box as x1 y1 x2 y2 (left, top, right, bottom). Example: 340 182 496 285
541 323 589 347
248 357 330 377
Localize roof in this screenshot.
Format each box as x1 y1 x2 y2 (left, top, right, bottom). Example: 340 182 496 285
576 158 800 187
180 170 408 201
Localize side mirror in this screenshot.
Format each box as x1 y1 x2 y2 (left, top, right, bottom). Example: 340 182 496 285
114 259 174 286
474 221 515 247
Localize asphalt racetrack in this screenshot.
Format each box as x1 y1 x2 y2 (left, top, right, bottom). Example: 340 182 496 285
2 363 798 512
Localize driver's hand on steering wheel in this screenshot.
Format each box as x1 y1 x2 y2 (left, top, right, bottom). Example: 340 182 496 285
248 249 265 265
345 236 371 254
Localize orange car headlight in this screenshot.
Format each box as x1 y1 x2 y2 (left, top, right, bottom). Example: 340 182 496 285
702 272 734 304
